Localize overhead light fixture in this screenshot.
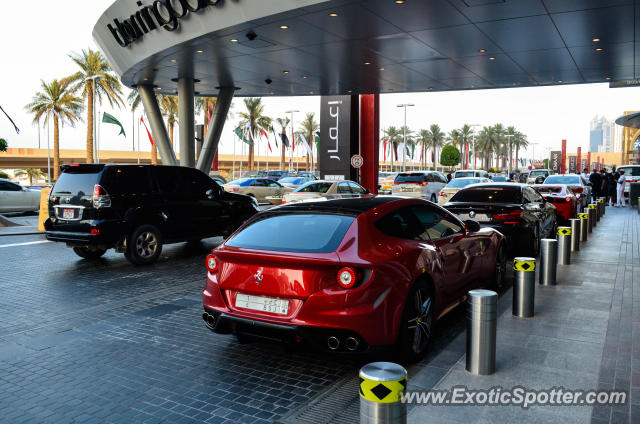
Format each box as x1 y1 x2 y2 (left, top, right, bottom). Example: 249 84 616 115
329 13 338 17
592 38 600 42
605 77 611 80
283 70 289 74
230 39 238 43
478 49 486 53
347 90 353 93
303 75 309 79
364 61 371 65
489 57 495 60
143 78 149 81
395 0 405 3
428 87 433 90
280 25 289 29
309 91 315 94
157 87 162 90
170 59 176 63
557 80 563 83
470 85 475 88
379 67 385 71
196 50 204 54
595 47 603 51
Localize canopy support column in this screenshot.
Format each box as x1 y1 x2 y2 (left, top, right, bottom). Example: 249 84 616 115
178 78 195 167
197 87 234 173
138 85 177 166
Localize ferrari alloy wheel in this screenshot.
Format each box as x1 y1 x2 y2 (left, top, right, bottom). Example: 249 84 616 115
399 281 433 362
491 244 506 289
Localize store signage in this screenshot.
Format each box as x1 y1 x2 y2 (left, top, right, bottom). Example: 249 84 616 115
568 156 577 174
550 151 561 174
319 96 359 181
108 0 224 47
580 158 588 171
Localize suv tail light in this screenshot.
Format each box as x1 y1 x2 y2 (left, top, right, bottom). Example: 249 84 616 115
92 184 111 208
492 210 523 221
337 267 357 289
206 254 219 273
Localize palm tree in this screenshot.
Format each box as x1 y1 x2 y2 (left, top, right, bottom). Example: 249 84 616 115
296 113 318 171
275 117 290 170
14 168 43 186
425 124 446 170
238 98 272 170
492 123 506 169
64 48 124 164
416 129 430 170
476 125 502 170
458 124 475 169
448 129 462 151
159 95 179 164
383 126 403 171
25 79 83 180
127 89 157 164
513 131 528 170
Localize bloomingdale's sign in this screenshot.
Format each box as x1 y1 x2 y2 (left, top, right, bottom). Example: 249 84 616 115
108 0 224 47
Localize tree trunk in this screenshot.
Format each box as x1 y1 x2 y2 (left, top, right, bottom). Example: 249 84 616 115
515 148 519 170
151 144 157 164
86 81 94 164
280 141 285 170
306 153 310 171
53 116 60 180
248 144 254 171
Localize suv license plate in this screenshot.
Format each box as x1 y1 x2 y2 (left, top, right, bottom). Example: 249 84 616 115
63 209 74 219
235 294 289 315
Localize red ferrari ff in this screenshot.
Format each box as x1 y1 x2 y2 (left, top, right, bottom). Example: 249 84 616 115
532 184 578 223
202 197 505 361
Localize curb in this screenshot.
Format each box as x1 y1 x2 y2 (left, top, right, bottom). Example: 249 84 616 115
0 231 43 237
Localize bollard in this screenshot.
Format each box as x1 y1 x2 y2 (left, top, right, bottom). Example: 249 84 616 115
569 218 580 252
539 239 557 286
595 202 601 222
513 257 536 318
578 213 588 242
557 227 571 265
359 362 407 424
597 198 605 218
599 198 606 216
588 204 597 228
466 289 497 375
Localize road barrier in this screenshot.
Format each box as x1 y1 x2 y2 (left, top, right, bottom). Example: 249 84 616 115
539 239 557 286
359 362 407 424
556 227 571 265
569 218 580 252
37 187 51 232
466 289 497 375
597 198 605 218
598 198 606 216
513 257 535 318
588 204 597 229
578 213 588 242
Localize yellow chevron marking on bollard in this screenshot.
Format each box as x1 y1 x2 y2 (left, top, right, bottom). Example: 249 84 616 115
578 213 588 219
588 204 597 209
513 259 536 272
558 228 572 236
359 374 407 403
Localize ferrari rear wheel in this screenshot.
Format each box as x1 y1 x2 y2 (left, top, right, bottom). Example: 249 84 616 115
398 281 433 362
490 244 506 290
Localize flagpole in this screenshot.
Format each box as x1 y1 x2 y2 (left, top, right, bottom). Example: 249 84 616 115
137 115 141 164
131 110 135 152
46 118 51 182
233 131 236 178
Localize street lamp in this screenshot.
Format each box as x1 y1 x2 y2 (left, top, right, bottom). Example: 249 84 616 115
470 124 481 169
285 109 299 172
86 75 101 163
397 103 414 172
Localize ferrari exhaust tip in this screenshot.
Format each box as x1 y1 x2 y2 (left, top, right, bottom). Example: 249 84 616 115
345 337 359 351
202 313 208 323
327 336 340 351
203 312 216 328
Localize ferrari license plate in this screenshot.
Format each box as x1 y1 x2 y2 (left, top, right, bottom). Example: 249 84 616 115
401 186 415 192
235 293 289 315
459 213 489 222
63 209 75 219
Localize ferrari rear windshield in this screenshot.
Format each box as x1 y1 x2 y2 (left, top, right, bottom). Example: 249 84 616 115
226 213 354 253
450 187 522 203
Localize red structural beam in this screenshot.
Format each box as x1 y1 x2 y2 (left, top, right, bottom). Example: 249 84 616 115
360 94 380 194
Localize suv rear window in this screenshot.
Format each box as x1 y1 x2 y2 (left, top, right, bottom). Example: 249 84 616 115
618 166 640 176
450 187 522 203
226 213 354 253
395 173 426 183
52 168 103 196
544 175 580 185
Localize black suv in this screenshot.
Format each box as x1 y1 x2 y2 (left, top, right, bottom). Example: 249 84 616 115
44 164 259 264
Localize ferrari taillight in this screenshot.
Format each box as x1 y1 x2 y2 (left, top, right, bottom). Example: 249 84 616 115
337 267 357 289
565 196 572 203
206 254 219 273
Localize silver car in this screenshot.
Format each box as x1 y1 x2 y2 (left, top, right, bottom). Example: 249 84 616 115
0 179 41 213
391 171 447 203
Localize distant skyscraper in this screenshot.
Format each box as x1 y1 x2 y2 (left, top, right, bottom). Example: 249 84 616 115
589 116 614 152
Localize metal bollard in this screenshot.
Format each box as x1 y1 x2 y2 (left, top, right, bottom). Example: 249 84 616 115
466 289 497 375
599 198 606 216
588 204 597 228
578 213 588 242
539 239 557 286
569 218 580 252
513 257 536 318
557 227 571 265
595 201 601 221
597 198 604 218
359 362 407 424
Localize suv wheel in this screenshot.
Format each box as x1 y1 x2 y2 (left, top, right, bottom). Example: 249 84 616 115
72 247 107 260
125 225 163 265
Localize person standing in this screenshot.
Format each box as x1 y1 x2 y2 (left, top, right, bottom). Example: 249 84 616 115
616 169 626 207
609 166 620 206
589 168 602 202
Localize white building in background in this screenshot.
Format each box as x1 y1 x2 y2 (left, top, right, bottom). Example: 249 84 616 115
590 116 622 153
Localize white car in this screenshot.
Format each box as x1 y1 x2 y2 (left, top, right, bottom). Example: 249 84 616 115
0 179 41 213
283 180 368 204
391 171 447 203
527 169 551 184
437 177 491 205
453 169 489 179
617 165 640 198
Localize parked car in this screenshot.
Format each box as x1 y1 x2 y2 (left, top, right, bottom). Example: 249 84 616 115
256 170 290 180
202 196 505 361
437 177 491 205
223 178 292 203
527 169 551 184
297 171 317 179
454 169 489 179
379 172 398 193
443 183 557 256
542 174 591 210
532 184 578 223
282 180 368 204
278 176 315 190
617 165 640 199
208 174 227 185
44 164 259 264
0 179 41 213
491 176 509 182
392 171 447 203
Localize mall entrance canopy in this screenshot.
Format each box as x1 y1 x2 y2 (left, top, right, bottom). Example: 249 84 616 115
93 0 640 189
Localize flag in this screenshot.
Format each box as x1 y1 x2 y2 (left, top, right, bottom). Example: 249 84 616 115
234 126 253 145
392 141 398 160
281 133 290 148
383 140 387 162
291 131 295 152
102 112 126 137
298 133 313 156
411 144 415 160
140 116 154 145
245 122 254 142
260 128 272 152
315 131 320 147
271 126 279 148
